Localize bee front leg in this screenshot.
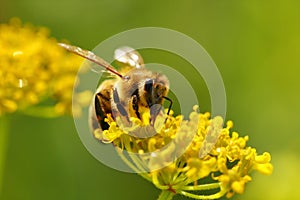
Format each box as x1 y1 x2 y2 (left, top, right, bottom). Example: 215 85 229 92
131 94 141 120
112 88 131 126
150 104 163 126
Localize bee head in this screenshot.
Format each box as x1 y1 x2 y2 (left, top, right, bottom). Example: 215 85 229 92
143 75 169 105
142 75 169 125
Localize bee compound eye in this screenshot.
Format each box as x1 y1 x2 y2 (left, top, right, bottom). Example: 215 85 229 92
144 79 153 92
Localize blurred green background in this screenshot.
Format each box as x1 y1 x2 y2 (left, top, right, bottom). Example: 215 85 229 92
1 0 300 199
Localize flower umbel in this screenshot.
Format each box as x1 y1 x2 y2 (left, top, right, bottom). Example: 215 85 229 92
94 107 273 199
0 18 91 117
0 18 94 196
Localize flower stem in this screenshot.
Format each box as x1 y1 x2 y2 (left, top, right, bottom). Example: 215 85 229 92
179 189 227 199
116 148 151 182
0 115 9 195
157 190 175 200
179 182 221 191
152 171 169 190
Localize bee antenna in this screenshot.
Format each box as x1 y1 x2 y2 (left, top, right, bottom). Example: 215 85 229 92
58 43 123 78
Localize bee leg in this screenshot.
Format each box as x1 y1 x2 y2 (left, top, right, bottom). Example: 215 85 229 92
132 94 141 119
113 88 130 123
150 104 162 126
163 96 173 123
163 96 173 115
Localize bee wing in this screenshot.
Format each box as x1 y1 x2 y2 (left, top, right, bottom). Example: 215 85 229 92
114 46 144 69
58 43 123 78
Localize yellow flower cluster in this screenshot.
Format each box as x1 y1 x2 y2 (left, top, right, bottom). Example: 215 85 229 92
94 107 273 199
0 18 91 117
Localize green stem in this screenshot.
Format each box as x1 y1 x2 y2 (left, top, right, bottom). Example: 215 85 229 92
179 182 221 191
122 138 148 173
116 148 151 182
116 148 140 173
152 171 169 190
179 189 227 200
157 190 175 200
0 115 9 195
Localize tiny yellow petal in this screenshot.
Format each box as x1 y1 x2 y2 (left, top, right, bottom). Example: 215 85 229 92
255 152 271 163
232 181 245 194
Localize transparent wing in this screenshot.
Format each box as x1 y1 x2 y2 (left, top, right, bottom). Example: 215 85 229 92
114 46 144 69
58 43 123 78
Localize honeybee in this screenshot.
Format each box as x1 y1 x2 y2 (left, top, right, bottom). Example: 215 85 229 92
59 43 172 141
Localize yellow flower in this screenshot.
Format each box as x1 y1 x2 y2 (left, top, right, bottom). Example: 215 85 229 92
0 18 91 117
96 106 273 199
